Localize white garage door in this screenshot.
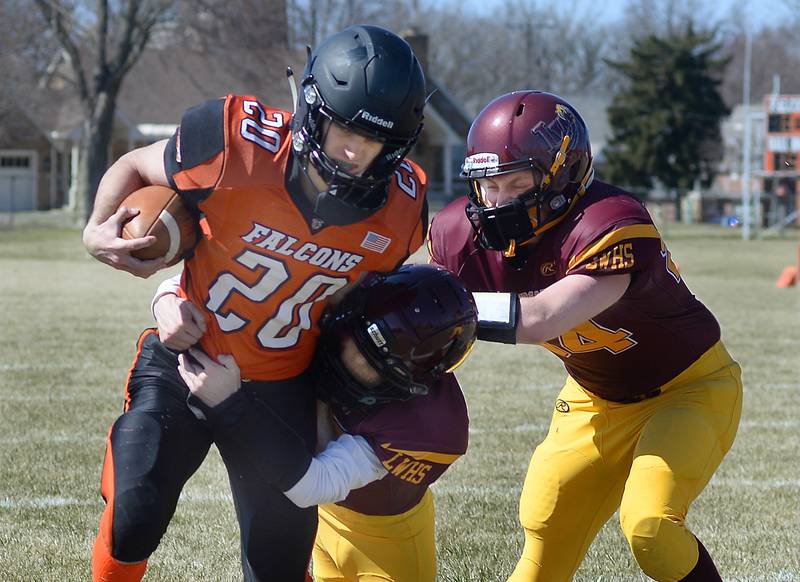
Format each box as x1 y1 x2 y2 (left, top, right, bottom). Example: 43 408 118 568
0 150 37 212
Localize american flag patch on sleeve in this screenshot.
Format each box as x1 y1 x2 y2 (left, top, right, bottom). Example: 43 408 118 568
360 231 392 253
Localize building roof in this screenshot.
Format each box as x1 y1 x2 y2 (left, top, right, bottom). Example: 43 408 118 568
42 47 305 138
426 77 470 138
41 44 470 146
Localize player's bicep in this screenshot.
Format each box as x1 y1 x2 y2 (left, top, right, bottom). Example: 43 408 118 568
128 140 170 186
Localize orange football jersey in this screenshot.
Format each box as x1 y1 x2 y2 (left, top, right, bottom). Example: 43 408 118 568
164 95 428 380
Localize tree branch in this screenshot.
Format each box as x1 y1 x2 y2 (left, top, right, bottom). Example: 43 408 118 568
107 0 140 84
33 0 93 111
94 0 109 91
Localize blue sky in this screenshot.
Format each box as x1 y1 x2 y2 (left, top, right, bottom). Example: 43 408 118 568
595 0 791 29
461 0 793 31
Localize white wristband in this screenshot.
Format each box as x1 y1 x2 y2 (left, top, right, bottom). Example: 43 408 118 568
150 273 182 319
472 291 516 325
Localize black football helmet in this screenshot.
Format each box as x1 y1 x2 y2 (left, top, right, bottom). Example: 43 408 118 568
291 25 426 224
314 264 478 409
461 91 594 257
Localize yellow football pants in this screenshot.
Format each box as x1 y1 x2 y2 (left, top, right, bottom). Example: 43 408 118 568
508 341 742 582
312 489 436 582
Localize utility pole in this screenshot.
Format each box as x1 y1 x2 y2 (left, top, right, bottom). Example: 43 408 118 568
742 27 753 240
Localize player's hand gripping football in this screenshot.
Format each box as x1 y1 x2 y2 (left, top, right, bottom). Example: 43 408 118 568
177 349 240 408
153 294 207 351
82 205 165 278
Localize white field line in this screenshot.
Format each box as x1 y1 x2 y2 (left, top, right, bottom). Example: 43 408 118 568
726 573 800 582
469 423 549 434
470 419 800 435
710 477 800 489
0 434 105 444
596 573 800 582
747 383 800 391
0 394 118 402
0 496 94 509
739 419 800 429
431 482 521 495
431 477 799 496
0 490 234 510
0 362 100 372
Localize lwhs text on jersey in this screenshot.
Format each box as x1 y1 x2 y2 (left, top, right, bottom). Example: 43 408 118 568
241 222 364 273
382 453 432 485
583 243 634 271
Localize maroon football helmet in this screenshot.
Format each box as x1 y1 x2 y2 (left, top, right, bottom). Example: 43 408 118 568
461 91 594 257
314 264 477 409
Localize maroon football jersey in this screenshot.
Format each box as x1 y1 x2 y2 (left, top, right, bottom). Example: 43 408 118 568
428 181 720 401
331 373 468 516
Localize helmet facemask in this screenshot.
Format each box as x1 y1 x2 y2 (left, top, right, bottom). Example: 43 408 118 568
461 93 594 257
464 146 581 257
313 300 431 410
292 76 422 225
313 265 478 411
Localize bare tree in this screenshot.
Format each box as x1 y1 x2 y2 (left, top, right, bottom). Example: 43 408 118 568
719 25 800 107
408 0 613 114
287 0 386 46
174 0 293 95
616 0 718 39
33 0 177 223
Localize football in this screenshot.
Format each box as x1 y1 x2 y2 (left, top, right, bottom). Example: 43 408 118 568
121 185 198 266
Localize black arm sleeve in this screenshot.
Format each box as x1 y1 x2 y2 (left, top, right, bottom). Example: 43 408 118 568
192 389 313 492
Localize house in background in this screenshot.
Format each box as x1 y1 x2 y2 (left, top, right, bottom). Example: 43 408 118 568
0 30 470 215
0 102 64 212
404 32 471 201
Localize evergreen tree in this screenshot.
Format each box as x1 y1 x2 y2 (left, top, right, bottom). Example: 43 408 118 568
604 26 729 220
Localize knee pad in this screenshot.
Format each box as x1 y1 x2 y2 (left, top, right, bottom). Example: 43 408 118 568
111 482 171 562
622 513 691 581
107 414 173 563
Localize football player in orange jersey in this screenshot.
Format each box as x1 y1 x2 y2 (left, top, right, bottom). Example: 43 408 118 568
155 264 478 582
428 91 743 582
82 26 429 582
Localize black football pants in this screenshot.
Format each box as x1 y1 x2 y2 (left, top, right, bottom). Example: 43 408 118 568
100 329 317 581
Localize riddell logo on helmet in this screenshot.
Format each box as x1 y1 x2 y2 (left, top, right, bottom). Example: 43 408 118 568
367 323 388 347
361 111 394 128
464 153 499 170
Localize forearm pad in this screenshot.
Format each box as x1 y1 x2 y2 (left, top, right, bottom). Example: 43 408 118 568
477 322 518 344
474 291 520 344
194 390 312 492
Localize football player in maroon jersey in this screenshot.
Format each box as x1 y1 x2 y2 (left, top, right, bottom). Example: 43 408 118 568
428 91 742 582
83 26 429 582
156 264 478 581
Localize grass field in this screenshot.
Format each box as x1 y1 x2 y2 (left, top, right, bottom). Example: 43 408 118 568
1 220 798 581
